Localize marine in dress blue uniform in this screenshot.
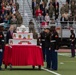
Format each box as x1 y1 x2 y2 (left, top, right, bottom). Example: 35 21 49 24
50 26 59 70
40 28 50 61
39 28 51 69
0 26 4 70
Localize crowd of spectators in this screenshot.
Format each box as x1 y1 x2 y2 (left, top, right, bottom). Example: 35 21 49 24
0 0 23 30
32 0 76 28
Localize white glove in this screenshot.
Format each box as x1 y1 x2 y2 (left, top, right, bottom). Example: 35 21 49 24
55 50 58 52
0 49 3 52
49 48 51 50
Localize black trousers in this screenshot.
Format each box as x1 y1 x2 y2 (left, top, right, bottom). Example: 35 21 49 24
46 48 51 68
0 44 5 67
0 49 3 67
71 45 75 57
42 47 46 61
50 49 58 70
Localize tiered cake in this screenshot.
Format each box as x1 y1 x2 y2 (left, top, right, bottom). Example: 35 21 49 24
9 25 37 45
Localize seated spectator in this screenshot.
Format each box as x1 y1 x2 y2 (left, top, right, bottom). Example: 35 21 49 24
3 17 10 29
11 3 16 14
68 13 74 28
37 14 44 23
1 1 7 13
63 11 69 20
71 1 75 16
49 0 53 6
48 3 54 19
6 3 11 14
1 11 5 20
52 0 59 9
55 5 59 20
9 0 13 6
35 3 39 11
60 14 68 29
32 0 37 16
35 7 43 22
64 1 69 13
60 4 65 16
15 12 23 26
40 1 46 17
15 2 19 11
66 0 70 4
10 14 17 24
45 13 50 24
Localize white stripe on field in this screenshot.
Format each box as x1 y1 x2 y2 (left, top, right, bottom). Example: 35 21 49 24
42 67 61 75
58 53 71 57
35 66 61 75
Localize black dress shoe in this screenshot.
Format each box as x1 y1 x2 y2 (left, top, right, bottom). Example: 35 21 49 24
5 65 7 69
51 69 57 71
46 67 50 70
32 66 35 69
38 65 41 70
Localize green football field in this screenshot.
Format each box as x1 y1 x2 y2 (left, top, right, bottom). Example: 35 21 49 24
0 53 76 75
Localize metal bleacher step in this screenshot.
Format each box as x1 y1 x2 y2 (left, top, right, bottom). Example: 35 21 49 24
17 0 33 26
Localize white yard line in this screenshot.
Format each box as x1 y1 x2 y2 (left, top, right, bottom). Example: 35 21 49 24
58 53 71 57
38 53 72 75
42 67 61 75
35 66 61 75
42 53 75 75
59 53 76 58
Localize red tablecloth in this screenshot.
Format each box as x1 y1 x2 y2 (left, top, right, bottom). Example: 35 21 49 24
3 45 44 66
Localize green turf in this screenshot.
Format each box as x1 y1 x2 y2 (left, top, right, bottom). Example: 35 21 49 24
0 53 76 75
0 70 52 75
57 54 76 75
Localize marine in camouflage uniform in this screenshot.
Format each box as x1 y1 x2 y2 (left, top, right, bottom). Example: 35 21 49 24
48 3 54 19
60 4 65 15
15 11 23 27
64 2 69 13
70 1 76 16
